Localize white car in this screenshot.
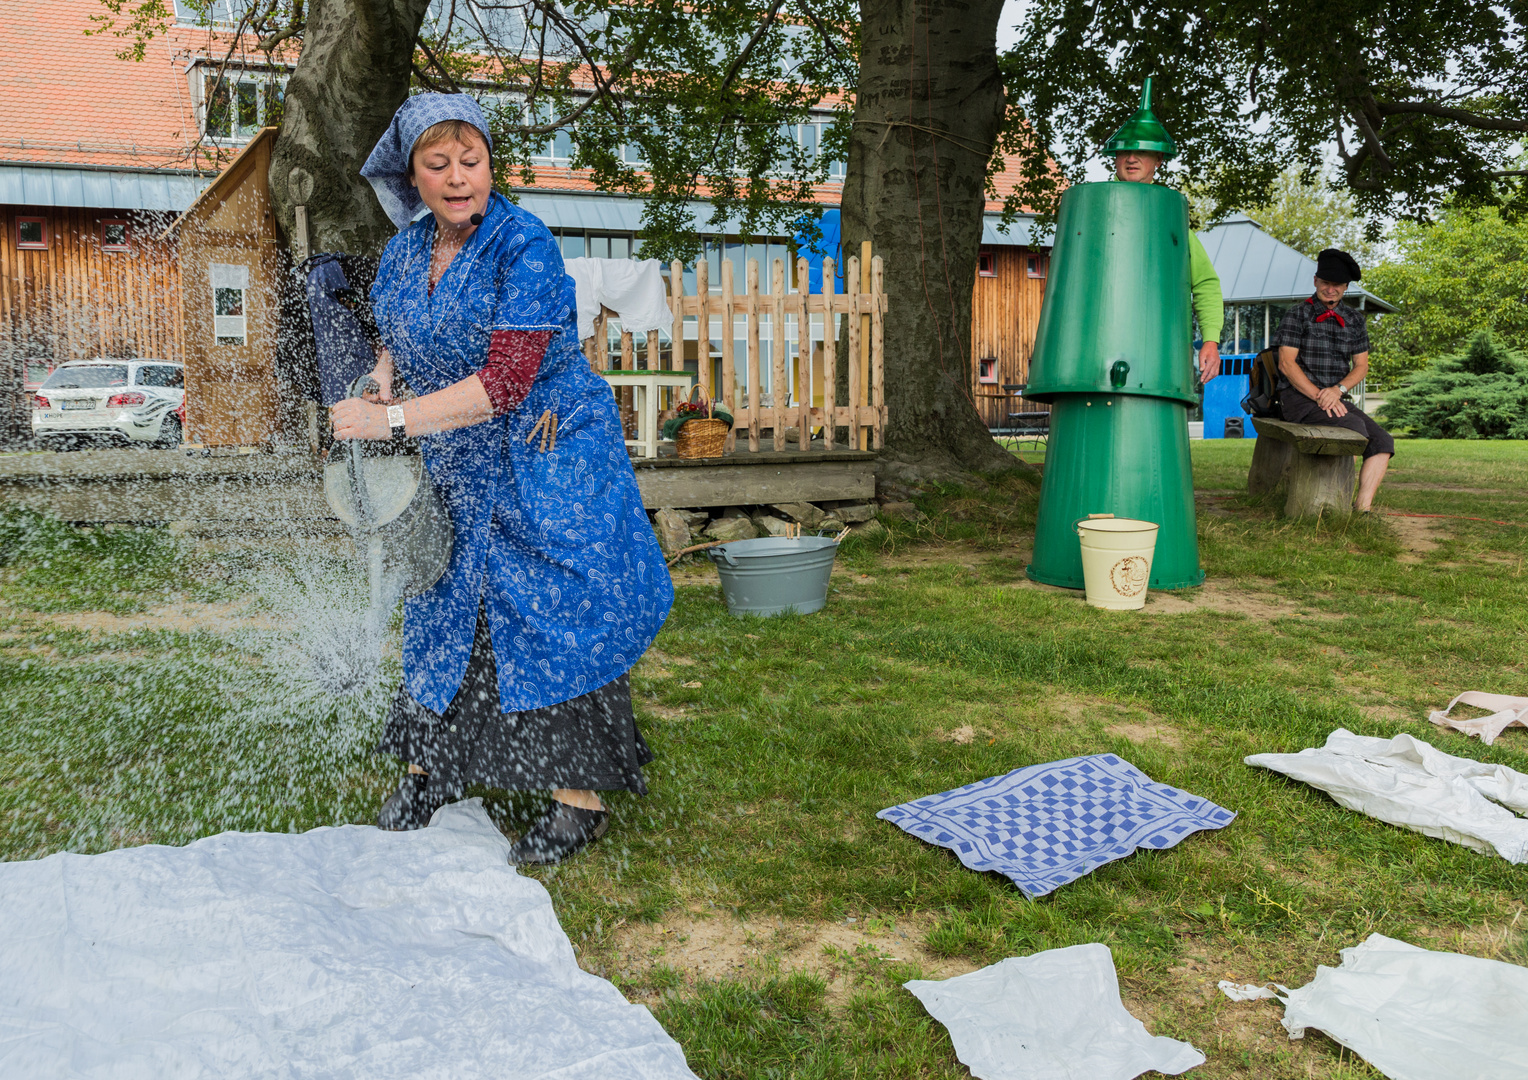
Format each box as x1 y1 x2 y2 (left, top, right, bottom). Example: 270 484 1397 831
32 359 185 448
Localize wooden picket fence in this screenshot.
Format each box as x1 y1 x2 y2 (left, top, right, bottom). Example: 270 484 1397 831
582 248 887 453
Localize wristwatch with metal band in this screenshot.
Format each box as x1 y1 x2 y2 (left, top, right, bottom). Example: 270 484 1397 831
387 404 407 441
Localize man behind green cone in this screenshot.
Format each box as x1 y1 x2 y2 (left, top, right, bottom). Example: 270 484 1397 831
1102 80 1224 384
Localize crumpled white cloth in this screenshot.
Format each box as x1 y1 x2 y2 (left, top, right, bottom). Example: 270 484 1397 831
1217 981 1280 1002
1280 934 1528 1080
564 258 673 342
1430 691 1528 745
1246 729 1528 863
904 944 1204 1080
0 800 697 1080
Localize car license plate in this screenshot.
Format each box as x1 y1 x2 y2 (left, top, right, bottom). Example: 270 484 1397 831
63 400 94 410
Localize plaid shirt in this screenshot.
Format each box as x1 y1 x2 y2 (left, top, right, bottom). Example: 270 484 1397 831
1272 295 1371 393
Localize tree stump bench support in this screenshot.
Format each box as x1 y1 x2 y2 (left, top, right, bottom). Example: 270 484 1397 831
1246 417 1368 518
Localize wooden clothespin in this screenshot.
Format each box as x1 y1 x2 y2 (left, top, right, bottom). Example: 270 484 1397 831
525 409 558 452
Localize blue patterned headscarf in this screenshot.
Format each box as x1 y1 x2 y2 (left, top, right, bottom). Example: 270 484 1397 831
360 94 494 228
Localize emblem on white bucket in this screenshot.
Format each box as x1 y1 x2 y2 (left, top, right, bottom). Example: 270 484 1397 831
1110 556 1150 597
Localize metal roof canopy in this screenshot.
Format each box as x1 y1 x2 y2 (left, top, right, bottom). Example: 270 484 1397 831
0 162 210 212
1197 213 1396 311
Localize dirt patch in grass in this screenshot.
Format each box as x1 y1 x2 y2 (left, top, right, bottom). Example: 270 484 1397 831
941 725 977 744
1383 514 1445 563
1105 722 1186 749
18 598 273 637
1383 482 1504 493
596 911 979 1003
1141 581 1336 620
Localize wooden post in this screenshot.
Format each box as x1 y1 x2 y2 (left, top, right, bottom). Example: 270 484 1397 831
859 240 871 451
694 257 710 401
721 258 737 453
846 254 861 453
670 260 685 376
871 255 885 451
771 258 787 452
746 259 761 453
822 257 836 452
796 255 811 452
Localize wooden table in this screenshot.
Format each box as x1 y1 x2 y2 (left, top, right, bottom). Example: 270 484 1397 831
1247 417 1369 517
599 370 695 459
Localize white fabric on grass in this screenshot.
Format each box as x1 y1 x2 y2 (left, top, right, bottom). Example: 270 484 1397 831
564 258 673 343
904 944 1204 1080
1430 691 1528 746
0 800 697 1080
1280 934 1528 1080
1245 729 1528 863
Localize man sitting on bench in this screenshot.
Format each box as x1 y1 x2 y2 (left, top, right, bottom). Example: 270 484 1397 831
1272 248 1395 512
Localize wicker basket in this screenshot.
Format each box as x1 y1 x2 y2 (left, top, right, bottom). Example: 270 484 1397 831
676 417 729 458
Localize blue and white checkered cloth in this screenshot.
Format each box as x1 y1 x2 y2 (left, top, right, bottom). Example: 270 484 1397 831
878 755 1235 897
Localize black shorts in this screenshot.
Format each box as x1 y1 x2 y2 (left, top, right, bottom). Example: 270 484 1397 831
1279 390 1395 459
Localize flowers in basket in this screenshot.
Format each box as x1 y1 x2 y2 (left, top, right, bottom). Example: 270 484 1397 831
661 396 733 442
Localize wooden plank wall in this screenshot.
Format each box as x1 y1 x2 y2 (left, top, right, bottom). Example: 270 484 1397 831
970 246 1049 428
0 205 184 443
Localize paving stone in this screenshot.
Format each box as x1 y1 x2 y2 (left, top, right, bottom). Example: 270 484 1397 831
653 507 691 557
703 516 758 542
769 502 827 528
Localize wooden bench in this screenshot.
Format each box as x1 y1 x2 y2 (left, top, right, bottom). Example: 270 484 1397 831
1247 417 1368 517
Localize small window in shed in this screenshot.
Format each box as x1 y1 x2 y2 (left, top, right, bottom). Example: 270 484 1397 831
1026 255 1048 279
101 220 130 252
209 262 250 345
977 357 998 384
977 251 996 277
17 217 47 249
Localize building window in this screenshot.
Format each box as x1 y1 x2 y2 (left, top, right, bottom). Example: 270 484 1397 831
202 68 287 143
977 251 996 277
1026 255 1048 279
101 219 130 252
978 357 998 384
16 217 47 249
209 262 250 345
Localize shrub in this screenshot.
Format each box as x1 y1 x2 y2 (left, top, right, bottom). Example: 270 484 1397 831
1378 332 1528 439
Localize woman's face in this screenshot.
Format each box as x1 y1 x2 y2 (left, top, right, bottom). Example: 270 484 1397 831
410 132 491 231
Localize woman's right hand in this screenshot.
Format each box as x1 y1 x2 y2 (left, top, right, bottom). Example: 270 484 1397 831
361 352 395 404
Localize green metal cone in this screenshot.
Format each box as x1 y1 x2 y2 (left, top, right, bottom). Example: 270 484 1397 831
1103 76 1177 160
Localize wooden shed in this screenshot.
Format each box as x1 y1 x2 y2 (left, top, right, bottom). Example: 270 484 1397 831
161 128 287 449
970 244 1051 428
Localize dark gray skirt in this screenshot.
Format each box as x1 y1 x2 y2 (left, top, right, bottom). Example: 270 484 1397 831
376 604 653 801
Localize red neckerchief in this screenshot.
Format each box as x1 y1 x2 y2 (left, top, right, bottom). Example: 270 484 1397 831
1306 295 1346 327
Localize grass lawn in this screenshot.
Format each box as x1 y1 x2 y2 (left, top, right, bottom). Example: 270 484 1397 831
3 438 1526 1078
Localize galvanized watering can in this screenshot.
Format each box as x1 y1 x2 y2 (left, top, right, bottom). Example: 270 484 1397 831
323 380 453 600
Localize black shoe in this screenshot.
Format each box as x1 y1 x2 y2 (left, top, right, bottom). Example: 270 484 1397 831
509 801 610 865
376 772 447 831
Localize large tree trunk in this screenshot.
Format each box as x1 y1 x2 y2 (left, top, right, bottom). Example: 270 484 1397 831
269 0 432 257
842 0 1016 482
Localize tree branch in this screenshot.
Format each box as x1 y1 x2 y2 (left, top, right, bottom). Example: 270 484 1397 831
717 0 787 99
1373 99 1528 133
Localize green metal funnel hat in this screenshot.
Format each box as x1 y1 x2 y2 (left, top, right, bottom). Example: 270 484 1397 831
1103 77 1177 160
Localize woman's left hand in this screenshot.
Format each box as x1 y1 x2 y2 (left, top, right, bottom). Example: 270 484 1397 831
331 398 391 441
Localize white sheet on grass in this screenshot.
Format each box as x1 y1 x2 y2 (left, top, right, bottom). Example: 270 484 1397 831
904 944 1204 1080
0 799 697 1080
1245 729 1528 863
1280 934 1528 1080
1430 691 1528 746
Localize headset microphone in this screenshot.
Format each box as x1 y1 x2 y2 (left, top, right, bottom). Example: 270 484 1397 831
469 213 484 226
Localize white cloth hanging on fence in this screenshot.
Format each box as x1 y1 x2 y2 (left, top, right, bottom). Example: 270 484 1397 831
1430 691 1528 745
1246 729 1528 863
0 800 698 1080
564 258 672 343
1279 934 1528 1080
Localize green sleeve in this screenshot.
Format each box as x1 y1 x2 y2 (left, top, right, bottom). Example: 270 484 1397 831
1189 233 1224 344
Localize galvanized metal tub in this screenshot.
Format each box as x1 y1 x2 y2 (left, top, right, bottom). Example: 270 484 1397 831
707 536 839 617
323 444 453 599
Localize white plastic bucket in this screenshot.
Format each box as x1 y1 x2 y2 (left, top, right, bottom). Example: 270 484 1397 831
1076 515 1159 610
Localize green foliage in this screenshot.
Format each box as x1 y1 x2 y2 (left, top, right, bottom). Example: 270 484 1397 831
1366 204 1528 388
1243 171 1381 266
1379 332 1528 439
1000 0 1528 227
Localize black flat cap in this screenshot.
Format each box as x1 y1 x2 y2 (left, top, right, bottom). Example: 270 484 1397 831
1315 248 1362 284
